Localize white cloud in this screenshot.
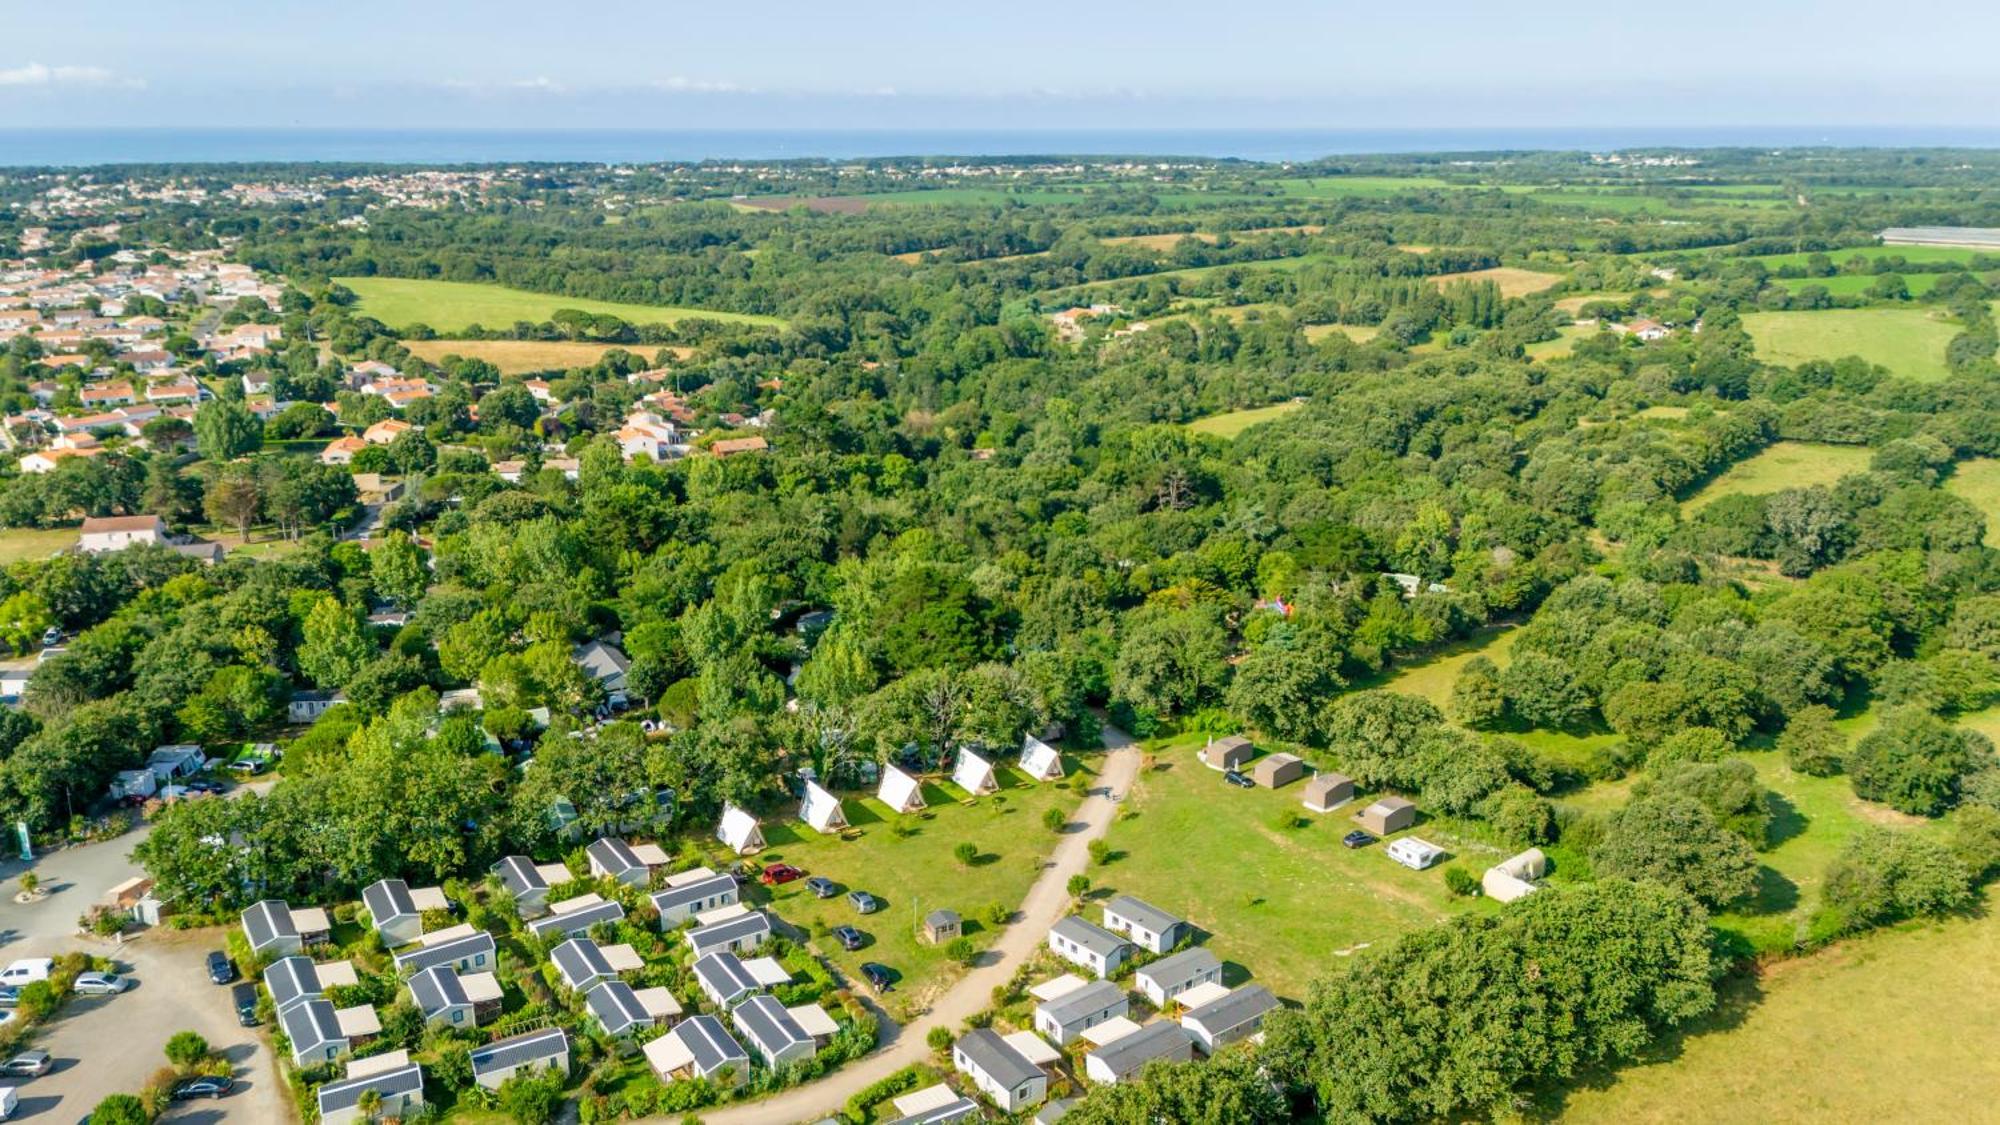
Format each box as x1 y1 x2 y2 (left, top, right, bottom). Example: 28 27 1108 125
0 62 141 89
648 76 750 94
509 76 564 93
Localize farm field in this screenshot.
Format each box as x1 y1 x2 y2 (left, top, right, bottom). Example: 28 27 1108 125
1525 324 1595 360
1944 458 2000 546
334 277 786 333
1774 273 1946 297
1683 441 1875 511
1557 889 2000 1124
401 339 683 374
1098 741 1477 1001
0 526 80 565
734 761 1082 1017
1740 307 1961 382
1100 231 1217 251
1749 244 1995 270
1185 400 1303 437
1304 322 1379 344
1554 292 1635 315
1428 266 1565 298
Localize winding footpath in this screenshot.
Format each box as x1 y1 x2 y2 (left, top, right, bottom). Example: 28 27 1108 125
692 724 1143 1125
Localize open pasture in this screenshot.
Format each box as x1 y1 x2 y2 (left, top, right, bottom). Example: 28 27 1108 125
401 339 686 374
335 277 785 333
1428 266 1565 298
1683 441 1875 511
1740 307 1962 382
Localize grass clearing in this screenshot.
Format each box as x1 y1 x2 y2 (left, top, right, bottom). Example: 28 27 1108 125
1367 626 1521 709
1774 273 1947 298
335 277 785 333
1185 401 1304 438
1741 307 1962 382
401 339 686 374
1304 322 1380 344
0 527 80 565
1944 458 2000 547
1099 232 1217 251
1525 324 1596 360
1428 266 1564 298
1749 244 1994 270
1683 441 1876 511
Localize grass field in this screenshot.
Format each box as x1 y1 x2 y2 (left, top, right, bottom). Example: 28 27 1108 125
1367 625 1521 708
731 762 1081 1017
1525 324 1596 360
1944 458 2000 546
1047 253 1330 299
1098 742 1476 1000
1740 308 1962 382
1774 273 1947 298
0 527 79 565
1185 401 1304 437
1554 292 1635 315
1304 323 1379 344
1557 888 2000 1124
1749 244 1995 270
1683 441 1876 511
401 339 686 374
1099 232 1217 251
335 277 786 333
1429 266 1565 298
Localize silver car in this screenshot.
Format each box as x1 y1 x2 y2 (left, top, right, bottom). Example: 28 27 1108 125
71 972 131 996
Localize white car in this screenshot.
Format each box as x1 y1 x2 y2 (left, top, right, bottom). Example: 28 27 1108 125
0 961 50 988
71 972 130 996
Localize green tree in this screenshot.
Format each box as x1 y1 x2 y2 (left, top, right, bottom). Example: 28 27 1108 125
1112 606 1230 717
1449 655 1506 728
193 397 263 461
370 531 429 607
165 1030 210 1068
88 1094 150 1125
0 590 54 655
1848 709 1982 816
298 596 372 689
1592 796 1759 907
1822 828 1973 933
1063 1049 1289 1124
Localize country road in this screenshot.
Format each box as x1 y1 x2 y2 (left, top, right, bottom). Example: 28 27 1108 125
691 724 1143 1125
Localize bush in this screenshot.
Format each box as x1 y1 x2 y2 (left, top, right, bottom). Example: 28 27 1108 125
926 1025 952 1052
1443 867 1480 897
1043 807 1066 832
981 902 1010 927
943 936 977 965
164 1030 210 1068
1066 874 1091 897
1822 828 1974 933
1088 839 1111 866
952 842 977 866
88 1094 149 1125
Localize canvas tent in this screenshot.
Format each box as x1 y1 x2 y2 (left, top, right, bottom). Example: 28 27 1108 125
951 748 998 796
1482 847 1547 903
799 780 848 834
1019 734 1064 781
877 764 925 813
716 804 765 855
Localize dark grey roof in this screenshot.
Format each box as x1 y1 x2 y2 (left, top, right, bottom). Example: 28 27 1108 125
1103 895 1185 936
955 1026 1041 1088
885 1095 983 1125
493 855 548 896
1089 1021 1192 1078
587 837 642 873
363 879 417 926
316 1063 423 1114
279 997 344 1054
925 909 960 928
1038 978 1127 1025
1050 915 1132 959
693 951 760 1001
526 899 625 940
1037 1098 1076 1124
1183 984 1280 1036
264 956 322 1012
242 899 295 947
732 993 810 1056
685 910 771 954
551 937 614 987
408 965 468 1017
673 1014 748 1075
392 930 495 975
1136 946 1220 986
650 872 737 915
470 1028 568 1077
584 979 650 1034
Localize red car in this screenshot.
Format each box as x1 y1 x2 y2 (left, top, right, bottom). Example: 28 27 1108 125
760 863 804 886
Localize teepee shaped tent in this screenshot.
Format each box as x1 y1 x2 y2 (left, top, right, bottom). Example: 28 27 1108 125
877 764 925 814
1018 734 1064 782
799 780 849 834
951 748 998 796
716 804 765 855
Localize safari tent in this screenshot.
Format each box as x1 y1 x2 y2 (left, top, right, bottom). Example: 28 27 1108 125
799 780 848 834
951 748 999 796
1019 735 1065 782
877 764 926 814
716 804 765 855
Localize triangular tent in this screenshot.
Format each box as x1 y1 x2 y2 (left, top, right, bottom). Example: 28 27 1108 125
877 764 925 814
799 780 848 834
1018 734 1064 781
716 804 765 854
951 748 998 796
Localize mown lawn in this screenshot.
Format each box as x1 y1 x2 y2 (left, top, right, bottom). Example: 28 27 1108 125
726 761 1085 1018
0 527 80 565
1944 457 2000 547
1682 441 1876 512
334 277 786 333
1740 307 1964 382
1185 401 1303 438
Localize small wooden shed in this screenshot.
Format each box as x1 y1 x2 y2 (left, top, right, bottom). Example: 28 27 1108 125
923 909 962 945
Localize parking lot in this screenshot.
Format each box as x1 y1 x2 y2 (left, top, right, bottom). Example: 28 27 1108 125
0 828 287 1121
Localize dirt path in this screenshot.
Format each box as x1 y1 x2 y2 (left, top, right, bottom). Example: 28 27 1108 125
693 725 1143 1125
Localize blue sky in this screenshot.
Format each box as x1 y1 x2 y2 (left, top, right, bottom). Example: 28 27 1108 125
4 0 1997 130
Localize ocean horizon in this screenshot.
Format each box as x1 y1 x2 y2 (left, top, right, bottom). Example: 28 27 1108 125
5 126 2000 167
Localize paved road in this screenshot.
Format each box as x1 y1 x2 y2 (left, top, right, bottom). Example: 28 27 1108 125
696 725 1143 1125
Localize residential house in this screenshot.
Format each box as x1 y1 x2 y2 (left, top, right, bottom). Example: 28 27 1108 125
470 1028 569 1091
1355 796 1416 836
1181 984 1280 1053
241 899 331 957
78 382 137 408
645 1014 748 1086
1199 736 1254 772
526 896 626 941
78 515 167 552
1134 947 1223 1007
1482 848 1547 903
1101 896 1190 955
573 639 631 702
317 1059 424 1125
320 435 367 465
617 411 679 462
492 855 571 917
1033 977 1129 1045
1302 772 1355 813
1048 915 1134 978
362 879 451 948
954 1027 1049 1112
650 870 740 929
18 446 104 473
362 419 411 445
1084 1021 1196 1085
924 909 962 945
716 804 765 855
799 780 848 834
242 371 274 396
951 748 998 796
685 910 773 959
287 690 345 724
584 979 654 1037
710 435 768 457
1251 752 1306 789
877 764 926 814
731 993 816 1069
391 929 496 976
145 377 200 404
1019 734 1064 781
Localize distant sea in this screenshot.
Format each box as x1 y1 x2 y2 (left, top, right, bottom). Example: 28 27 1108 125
5 126 2000 167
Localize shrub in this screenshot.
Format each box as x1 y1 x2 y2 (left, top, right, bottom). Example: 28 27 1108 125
1088 839 1111 865
1822 828 1974 933
1066 874 1091 897
164 1030 210 1068
1043 807 1066 832
943 936 977 965
926 1026 952 1052
952 842 977 866
981 902 1010 927
87 1095 149 1125
1443 867 1480 897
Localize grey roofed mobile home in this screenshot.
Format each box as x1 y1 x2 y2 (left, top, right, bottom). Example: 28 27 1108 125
409 965 473 1027
241 898 299 956
1100 895 1189 954
650 871 740 927
1181 984 1281 1052
584 979 653 1036
884 1096 983 1125
492 855 553 914
470 1027 569 1090
953 1026 1049 1112
684 909 773 958
391 930 495 976
264 955 324 1013
693 951 763 1009
1084 1020 1196 1084
317 1062 424 1125
1047 914 1134 977
573 639 631 695
731 993 816 1069
655 1013 749 1082
361 878 435 946
551 937 617 992
279 997 348 1064
526 898 626 940
586 837 646 885
1133 946 1223 1006
1034 977 1129 1045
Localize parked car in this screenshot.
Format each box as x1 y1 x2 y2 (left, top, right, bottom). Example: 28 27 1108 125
38 626 61 648
0 961 51 988
231 982 259 1027
71 972 130 996
184 779 225 796
206 952 235 985
847 890 880 914
225 759 265 776
759 863 803 886
170 1075 234 1100
831 925 864 951
0 1051 50 1077
1342 830 1377 849
0 987 18 1008
804 876 837 899
859 962 893 993
1222 769 1254 789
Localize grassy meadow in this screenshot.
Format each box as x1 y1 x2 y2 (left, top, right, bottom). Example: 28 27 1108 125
1749 244 1995 270
1428 266 1565 298
1944 458 2000 546
1304 322 1380 344
0 527 80 565
335 277 786 333
1682 441 1876 511
1185 401 1304 438
401 339 685 374
1741 308 1961 382
1774 273 1947 298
